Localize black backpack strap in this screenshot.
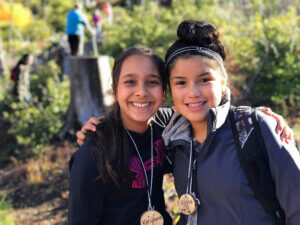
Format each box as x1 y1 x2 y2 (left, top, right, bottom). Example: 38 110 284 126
229 106 285 225
251 108 285 225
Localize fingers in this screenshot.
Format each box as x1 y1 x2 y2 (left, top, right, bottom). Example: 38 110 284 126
261 108 282 133
261 107 272 115
285 131 291 144
81 117 99 133
289 129 295 145
276 116 295 144
76 117 101 146
275 115 285 134
90 117 101 124
284 128 295 145
260 108 295 145
82 123 97 133
89 117 101 126
280 127 287 142
76 131 86 146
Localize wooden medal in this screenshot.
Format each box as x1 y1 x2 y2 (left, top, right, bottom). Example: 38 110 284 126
140 209 164 225
179 193 197 215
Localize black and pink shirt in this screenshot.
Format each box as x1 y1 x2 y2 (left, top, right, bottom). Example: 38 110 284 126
68 108 174 225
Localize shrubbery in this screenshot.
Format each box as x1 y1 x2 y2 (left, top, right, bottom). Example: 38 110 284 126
99 0 299 119
2 60 70 157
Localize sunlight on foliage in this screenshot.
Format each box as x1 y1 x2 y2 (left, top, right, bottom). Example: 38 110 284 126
0 2 32 29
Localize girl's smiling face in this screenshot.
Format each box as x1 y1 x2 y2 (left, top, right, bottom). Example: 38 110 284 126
114 54 164 133
169 55 227 128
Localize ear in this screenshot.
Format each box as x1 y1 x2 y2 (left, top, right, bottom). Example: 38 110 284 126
221 78 228 95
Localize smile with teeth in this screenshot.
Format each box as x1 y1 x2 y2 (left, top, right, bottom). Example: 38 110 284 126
131 102 152 108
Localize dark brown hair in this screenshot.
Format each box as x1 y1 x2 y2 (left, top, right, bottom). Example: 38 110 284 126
165 20 227 82
91 46 165 186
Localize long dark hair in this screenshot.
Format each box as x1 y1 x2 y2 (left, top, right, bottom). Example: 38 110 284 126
91 46 165 187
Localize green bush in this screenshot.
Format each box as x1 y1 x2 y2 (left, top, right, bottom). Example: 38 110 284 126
23 19 52 41
43 0 74 33
16 0 74 33
0 196 15 225
2 60 70 156
223 6 299 119
100 0 208 58
99 0 299 120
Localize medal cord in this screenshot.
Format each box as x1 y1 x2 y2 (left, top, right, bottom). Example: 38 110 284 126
124 124 154 210
186 139 193 194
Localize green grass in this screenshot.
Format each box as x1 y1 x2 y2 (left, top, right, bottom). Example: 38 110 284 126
0 196 15 225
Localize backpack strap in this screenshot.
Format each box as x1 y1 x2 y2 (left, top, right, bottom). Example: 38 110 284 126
229 106 285 225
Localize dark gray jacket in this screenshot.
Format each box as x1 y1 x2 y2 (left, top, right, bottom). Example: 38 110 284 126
162 98 300 225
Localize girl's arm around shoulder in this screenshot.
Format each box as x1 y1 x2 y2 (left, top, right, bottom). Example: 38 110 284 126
68 137 105 225
257 111 300 225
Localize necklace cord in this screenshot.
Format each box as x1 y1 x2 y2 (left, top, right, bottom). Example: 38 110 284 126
124 125 154 210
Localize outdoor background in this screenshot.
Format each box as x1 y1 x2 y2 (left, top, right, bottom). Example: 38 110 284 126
0 0 299 224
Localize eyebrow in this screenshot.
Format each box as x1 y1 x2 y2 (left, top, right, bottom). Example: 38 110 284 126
149 74 161 79
121 73 161 79
171 72 210 80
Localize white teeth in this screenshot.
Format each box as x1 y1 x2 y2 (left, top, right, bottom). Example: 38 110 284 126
132 102 150 108
188 102 205 107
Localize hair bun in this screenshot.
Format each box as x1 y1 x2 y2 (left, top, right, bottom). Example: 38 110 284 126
177 20 219 46
176 20 226 60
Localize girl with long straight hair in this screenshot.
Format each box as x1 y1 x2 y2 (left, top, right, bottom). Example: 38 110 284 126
68 46 173 225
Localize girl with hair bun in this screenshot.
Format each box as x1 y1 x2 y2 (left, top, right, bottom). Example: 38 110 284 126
75 21 297 225
163 20 300 225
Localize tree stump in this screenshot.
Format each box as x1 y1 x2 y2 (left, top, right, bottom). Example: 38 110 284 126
58 57 109 138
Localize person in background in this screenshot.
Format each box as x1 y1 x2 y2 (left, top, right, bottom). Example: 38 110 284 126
66 3 94 56
103 2 113 26
11 54 33 102
92 9 103 42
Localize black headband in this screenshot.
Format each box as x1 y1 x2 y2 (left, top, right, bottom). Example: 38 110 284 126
165 46 224 67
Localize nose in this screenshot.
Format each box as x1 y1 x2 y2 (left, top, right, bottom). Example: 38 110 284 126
187 83 200 98
135 83 148 97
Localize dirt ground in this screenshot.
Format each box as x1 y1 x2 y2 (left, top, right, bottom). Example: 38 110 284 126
0 142 179 225
0 144 76 225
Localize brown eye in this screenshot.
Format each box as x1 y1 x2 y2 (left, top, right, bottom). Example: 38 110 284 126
176 81 186 86
148 80 160 85
200 78 210 83
124 80 135 84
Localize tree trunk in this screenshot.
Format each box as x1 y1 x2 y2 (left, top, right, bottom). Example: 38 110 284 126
58 57 109 138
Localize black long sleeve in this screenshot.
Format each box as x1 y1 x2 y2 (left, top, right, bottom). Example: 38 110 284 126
68 138 105 225
68 121 172 225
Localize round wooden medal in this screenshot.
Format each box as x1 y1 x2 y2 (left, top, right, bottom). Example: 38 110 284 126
179 193 197 215
140 209 164 225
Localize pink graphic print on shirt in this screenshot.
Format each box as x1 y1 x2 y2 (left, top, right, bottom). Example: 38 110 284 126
130 139 166 188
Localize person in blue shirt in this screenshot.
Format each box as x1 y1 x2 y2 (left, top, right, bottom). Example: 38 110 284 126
66 3 94 56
